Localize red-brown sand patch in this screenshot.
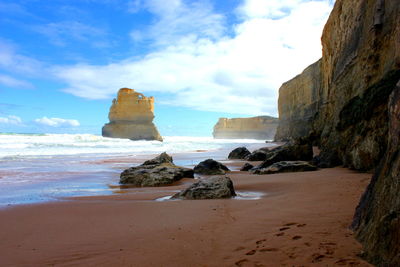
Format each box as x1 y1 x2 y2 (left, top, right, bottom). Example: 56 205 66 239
0 167 372 266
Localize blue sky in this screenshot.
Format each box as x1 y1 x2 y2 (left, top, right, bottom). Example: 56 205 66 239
0 0 334 136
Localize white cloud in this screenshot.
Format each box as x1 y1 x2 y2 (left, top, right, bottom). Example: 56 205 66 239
34 117 80 127
0 74 33 89
0 115 23 125
127 0 142 13
54 0 333 116
33 21 108 47
0 40 43 75
130 0 226 45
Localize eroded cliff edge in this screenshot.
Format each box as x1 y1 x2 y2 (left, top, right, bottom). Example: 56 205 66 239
276 0 400 171
213 116 278 140
102 88 163 141
275 0 400 265
352 82 400 266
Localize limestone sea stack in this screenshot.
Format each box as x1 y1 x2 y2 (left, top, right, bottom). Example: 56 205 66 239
213 116 278 140
102 88 163 141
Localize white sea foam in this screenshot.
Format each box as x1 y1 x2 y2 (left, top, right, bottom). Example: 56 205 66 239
0 133 273 206
0 133 267 159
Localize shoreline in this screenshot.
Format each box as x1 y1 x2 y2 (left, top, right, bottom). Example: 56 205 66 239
0 139 271 208
0 155 373 266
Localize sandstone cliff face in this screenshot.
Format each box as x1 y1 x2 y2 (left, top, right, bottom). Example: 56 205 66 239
102 88 163 141
275 0 400 265
317 0 400 170
213 116 278 140
352 82 400 266
275 60 322 141
276 0 400 171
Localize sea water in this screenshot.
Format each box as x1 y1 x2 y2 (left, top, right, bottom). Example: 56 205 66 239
0 133 270 207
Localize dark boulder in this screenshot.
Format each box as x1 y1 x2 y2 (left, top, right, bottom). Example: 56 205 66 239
193 159 230 175
253 142 313 170
240 163 254 171
172 176 236 199
120 153 194 186
245 149 268 161
228 147 251 159
251 161 317 175
142 152 173 165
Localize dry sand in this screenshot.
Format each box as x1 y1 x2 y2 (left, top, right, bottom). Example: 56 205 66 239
0 165 373 266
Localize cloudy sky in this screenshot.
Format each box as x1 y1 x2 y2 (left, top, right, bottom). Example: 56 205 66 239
0 0 334 136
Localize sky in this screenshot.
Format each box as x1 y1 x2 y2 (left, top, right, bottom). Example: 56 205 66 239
0 0 334 136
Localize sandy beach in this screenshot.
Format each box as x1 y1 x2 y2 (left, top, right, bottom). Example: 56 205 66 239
0 161 373 266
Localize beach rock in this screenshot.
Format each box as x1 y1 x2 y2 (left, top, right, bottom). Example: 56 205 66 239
251 161 317 175
193 159 230 175
213 116 278 140
352 81 400 266
240 163 254 172
228 147 251 159
102 88 163 141
253 142 313 170
142 152 172 165
120 153 193 186
172 176 236 199
245 149 268 161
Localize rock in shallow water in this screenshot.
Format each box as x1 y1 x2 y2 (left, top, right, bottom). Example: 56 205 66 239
193 159 230 175
120 152 193 186
172 176 236 200
251 161 317 175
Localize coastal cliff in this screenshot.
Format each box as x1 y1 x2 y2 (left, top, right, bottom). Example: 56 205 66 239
275 60 322 141
102 88 163 141
276 0 400 171
213 116 278 140
352 82 400 266
275 0 400 265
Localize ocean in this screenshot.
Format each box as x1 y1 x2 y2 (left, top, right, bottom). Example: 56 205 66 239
0 133 270 207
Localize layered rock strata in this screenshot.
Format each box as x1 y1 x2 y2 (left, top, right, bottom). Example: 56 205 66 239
213 116 278 140
275 60 322 141
352 82 400 266
275 0 400 171
274 0 400 265
102 88 163 141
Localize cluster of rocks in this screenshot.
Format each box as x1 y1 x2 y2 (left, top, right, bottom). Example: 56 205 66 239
228 142 317 175
120 153 234 199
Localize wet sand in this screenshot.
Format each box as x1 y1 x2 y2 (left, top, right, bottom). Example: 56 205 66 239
0 165 372 266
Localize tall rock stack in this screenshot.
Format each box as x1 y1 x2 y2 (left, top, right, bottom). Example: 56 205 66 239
102 88 163 141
